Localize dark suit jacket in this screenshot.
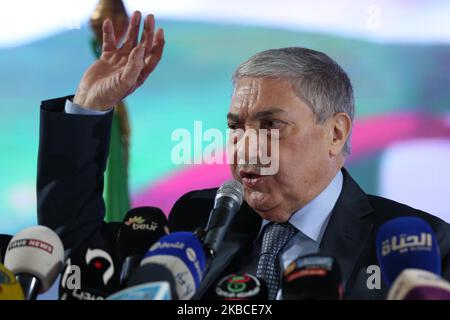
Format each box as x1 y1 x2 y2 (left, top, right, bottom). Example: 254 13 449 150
37 96 450 300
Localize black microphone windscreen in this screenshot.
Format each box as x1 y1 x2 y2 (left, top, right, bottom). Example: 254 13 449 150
0 234 12 263
212 273 268 300
282 254 344 300
127 263 178 299
59 242 121 300
117 206 169 258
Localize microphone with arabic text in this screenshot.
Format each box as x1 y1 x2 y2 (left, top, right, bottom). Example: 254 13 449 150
4 225 64 300
375 216 441 287
140 232 206 300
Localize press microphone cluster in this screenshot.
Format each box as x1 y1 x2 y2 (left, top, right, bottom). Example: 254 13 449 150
57 205 169 300
217 215 447 300
111 179 243 300
9 180 449 301
105 231 207 300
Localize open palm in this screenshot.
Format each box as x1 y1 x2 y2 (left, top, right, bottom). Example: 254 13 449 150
73 11 165 111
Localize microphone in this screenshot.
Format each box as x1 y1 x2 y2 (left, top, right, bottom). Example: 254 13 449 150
107 264 176 300
281 254 344 300
0 263 25 300
59 243 120 300
4 225 64 300
387 269 450 300
117 206 169 285
0 234 12 264
212 273 268 300
140 232 206 300
375 216 441 286
202 180 244 259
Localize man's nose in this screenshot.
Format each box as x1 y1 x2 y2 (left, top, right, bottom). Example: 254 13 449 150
235 129 261 165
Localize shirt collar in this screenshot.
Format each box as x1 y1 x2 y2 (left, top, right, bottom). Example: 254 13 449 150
259 170 343 242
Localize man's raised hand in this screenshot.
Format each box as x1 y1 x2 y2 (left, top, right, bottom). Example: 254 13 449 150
73 11 165 111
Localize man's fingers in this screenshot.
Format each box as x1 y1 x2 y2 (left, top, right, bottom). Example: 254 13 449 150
136 28 165 87
121 11 142 53
102 19 116 52
144 28 165 68
121 45 146 89
140 14 155 58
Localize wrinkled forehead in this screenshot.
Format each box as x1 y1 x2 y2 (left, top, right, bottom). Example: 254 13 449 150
229 77 306 119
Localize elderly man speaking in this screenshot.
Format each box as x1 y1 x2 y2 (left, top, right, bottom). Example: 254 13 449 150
37 12 450 299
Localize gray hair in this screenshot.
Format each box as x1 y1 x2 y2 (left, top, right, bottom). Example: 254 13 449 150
232 47 354 156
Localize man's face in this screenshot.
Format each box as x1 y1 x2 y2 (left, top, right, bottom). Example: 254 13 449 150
228 77 337 222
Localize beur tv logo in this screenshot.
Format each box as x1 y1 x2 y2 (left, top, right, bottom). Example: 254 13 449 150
125 216 159 231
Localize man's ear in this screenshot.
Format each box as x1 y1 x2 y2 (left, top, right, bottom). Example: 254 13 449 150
329 112 352 157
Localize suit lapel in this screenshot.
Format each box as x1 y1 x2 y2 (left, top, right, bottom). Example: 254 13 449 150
319 168 375 289
194 232 253 299
194 203 262 299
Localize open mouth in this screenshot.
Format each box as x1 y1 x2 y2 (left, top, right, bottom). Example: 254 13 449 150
239 170 267 187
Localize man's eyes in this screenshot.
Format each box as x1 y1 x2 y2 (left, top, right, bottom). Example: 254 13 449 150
261 119 286 129
227 119 286 130
227 122 241 130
